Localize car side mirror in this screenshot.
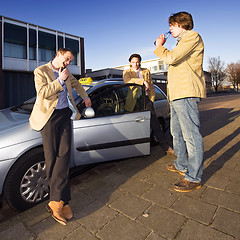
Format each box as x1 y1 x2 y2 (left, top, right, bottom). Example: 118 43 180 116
81 107 95 118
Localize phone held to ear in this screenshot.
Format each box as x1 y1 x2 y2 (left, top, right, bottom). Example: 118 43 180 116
61 62 66 71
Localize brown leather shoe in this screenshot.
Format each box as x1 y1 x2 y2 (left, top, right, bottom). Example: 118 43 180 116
174 179 202 192
47 201 67 225
166 163 185 176
62 205 73 220
165 146 175 156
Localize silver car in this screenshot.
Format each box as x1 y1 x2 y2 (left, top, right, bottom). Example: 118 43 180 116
0 79 169 212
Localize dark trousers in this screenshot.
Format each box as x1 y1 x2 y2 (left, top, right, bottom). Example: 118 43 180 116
146 97 169 148
40 107 72 204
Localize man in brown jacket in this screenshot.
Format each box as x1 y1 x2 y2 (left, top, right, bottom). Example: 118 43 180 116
30 48 91 225
123 53 174 154
154 12 206 192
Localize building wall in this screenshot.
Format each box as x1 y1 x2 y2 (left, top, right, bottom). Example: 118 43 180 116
2 70 35 107
114 58 168 75
0 16 85 109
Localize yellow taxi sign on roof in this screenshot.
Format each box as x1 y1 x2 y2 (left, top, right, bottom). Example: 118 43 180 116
79 77 93 85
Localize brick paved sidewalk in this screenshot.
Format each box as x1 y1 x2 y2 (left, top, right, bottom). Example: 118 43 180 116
0 95 239 240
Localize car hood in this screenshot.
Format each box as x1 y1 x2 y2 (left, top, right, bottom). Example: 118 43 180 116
0 108 41 150
0 108 30 132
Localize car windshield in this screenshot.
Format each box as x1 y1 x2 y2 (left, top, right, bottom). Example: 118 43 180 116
11 85 91 114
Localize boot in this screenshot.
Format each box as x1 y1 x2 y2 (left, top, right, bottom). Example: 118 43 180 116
47 201 67 225
62 204 73 220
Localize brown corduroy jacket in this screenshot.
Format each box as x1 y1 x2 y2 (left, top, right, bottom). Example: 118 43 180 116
154 30 206 101
123 67 155 102
29 62 88 131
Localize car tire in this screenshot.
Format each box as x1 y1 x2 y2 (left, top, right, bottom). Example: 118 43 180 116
151 117 166 145
3 148 49 212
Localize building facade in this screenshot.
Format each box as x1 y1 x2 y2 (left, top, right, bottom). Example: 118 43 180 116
0 16 85 109
115 58 212 93
115 58 168 75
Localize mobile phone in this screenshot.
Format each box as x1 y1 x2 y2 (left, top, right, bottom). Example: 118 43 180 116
61 62 66 71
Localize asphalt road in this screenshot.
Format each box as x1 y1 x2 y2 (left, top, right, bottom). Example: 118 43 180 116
0 92 239 224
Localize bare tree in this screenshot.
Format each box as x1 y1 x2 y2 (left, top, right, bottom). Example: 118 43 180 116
225 62 240 92
208 57 225 93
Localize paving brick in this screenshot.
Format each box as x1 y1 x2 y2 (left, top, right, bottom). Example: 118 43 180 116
211 207 240 239
120 167 150 180
70 191 96 214
145 232 167 240
145 172 178 189
101 172 130 187
214 167 240 181
142 185 180 208
97 214 150 240
137 204 186 239
171 196 217 224
75 200 118 233
119 177 153 196
109 193 152 219
226 179 240 194
203 175 229 190
30 216 80 240
0 223 34 240
201 187 240 212
0 216 22 233
64 225 98 240
18 202 51 227
89 182 125 204
143 158 170 175
176 220 234 240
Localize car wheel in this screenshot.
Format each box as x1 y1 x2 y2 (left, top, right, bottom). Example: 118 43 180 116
151 118 165 145
3 148 49 212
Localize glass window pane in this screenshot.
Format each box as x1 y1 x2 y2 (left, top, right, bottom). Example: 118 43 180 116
65 38 79 52
29 29 36 46
58 36 63 49
38 31 56 61
38 31 55 50
38 48 55 62
4 42 27 59
123 85 144 112
29 29 36 60
4 23 27 44
4 23 27 59
66 38 79 65
154 86 166 101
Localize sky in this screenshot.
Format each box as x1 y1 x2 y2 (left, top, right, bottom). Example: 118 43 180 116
1 0 240 72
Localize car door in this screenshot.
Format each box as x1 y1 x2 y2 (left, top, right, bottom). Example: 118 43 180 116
153 85 170 120
72 83 150 166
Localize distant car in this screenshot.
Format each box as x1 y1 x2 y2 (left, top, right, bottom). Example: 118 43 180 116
0 79 169 212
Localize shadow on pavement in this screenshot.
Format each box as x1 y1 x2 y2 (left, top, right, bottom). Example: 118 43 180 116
200 108 240 138
202 127 240 185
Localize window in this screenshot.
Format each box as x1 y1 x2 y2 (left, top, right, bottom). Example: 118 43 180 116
38 31 56 62
66 38 79 65
29 29 36 60
77 84 145 118
58 36 64 49
154 86 166 101
4 23 27 59
152 66 158 72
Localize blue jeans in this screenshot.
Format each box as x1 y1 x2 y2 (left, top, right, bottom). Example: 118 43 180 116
170 98 203 182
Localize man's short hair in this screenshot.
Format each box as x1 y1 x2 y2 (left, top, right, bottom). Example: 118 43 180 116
168 11 194 30
56 48 74 57
129 53 142 62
